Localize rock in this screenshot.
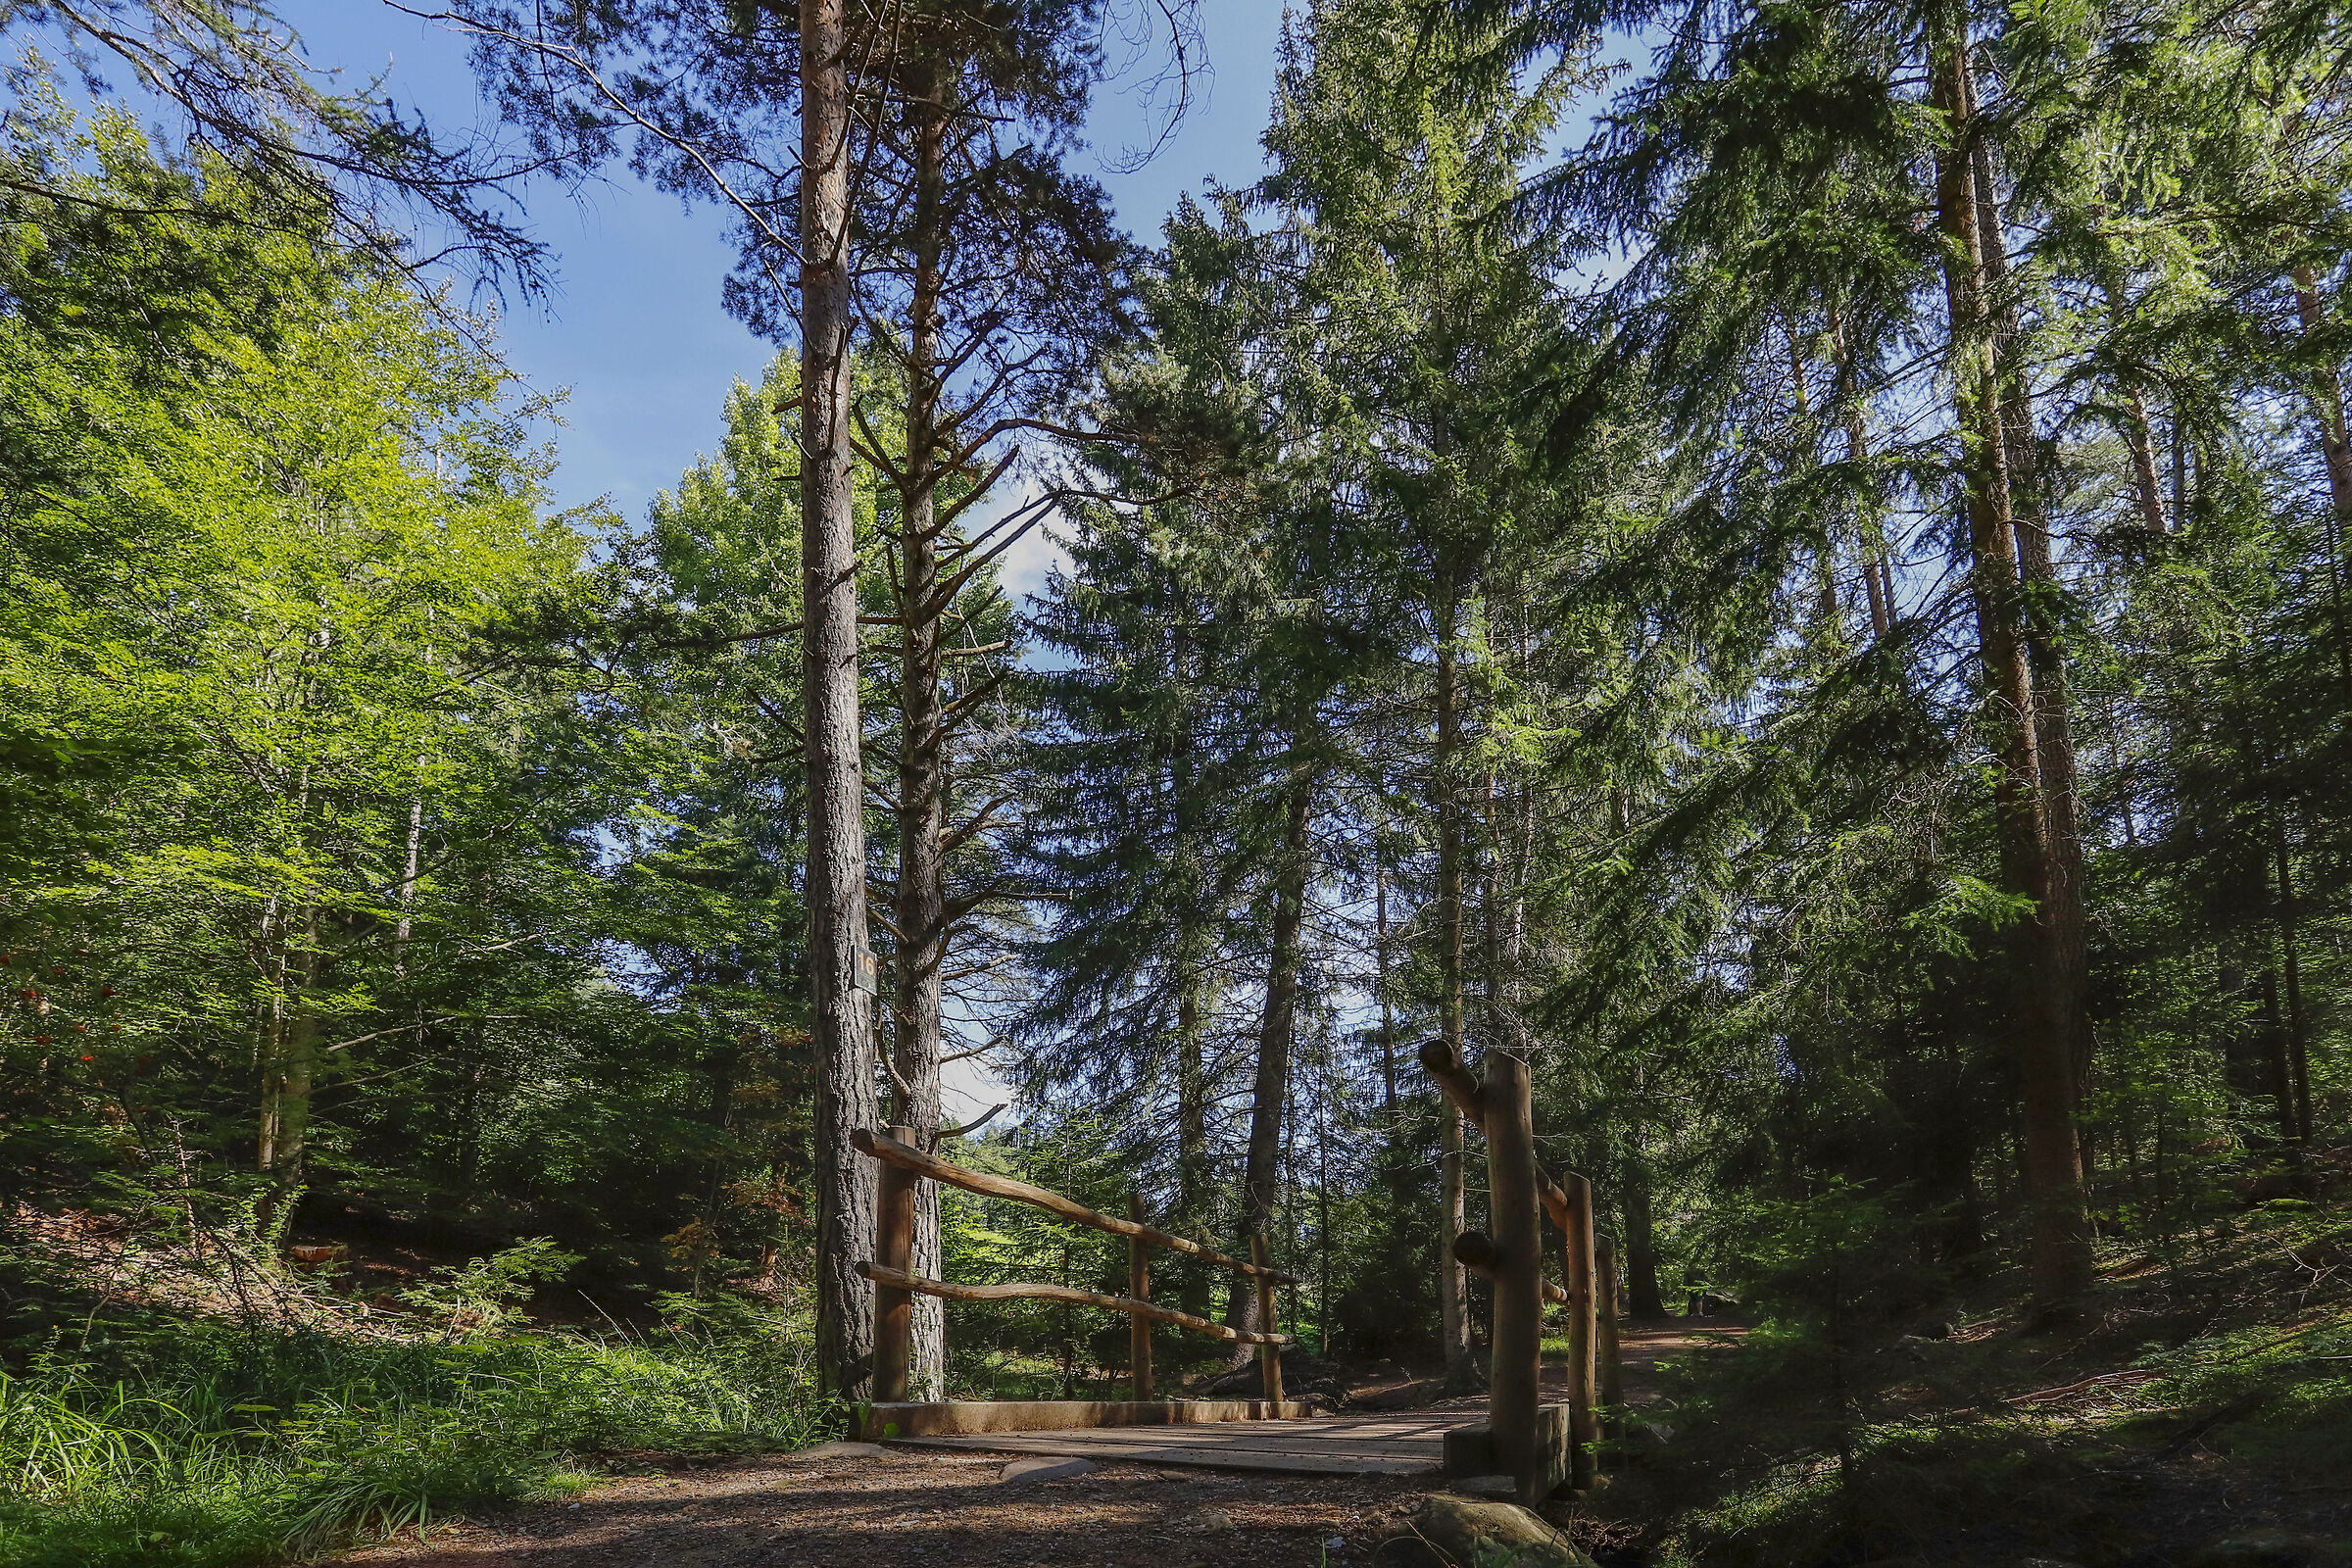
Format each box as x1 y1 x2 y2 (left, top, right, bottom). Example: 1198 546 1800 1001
1447 1474 1517 1500
1189 1508 1236 1532
1385 1494 1598 1568
997 1456 1097 1484
1352 1378 1446 1411
2185 1534 2338 1568
792 1440 885 1460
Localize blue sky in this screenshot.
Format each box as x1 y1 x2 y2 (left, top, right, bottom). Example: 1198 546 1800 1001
282 0 1288 589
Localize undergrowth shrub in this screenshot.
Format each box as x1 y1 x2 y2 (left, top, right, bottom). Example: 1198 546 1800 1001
0 1247 837 1567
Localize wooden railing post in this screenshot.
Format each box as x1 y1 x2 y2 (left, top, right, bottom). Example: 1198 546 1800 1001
1250 1234 1284 1404
1596 1234 1624 1437
1563 1172 1598 1491
1484 1049 1544 1501
1129 1194 1152 1401
874 1122 917 1403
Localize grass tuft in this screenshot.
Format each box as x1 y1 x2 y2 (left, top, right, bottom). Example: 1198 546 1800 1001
0 1288 836 1567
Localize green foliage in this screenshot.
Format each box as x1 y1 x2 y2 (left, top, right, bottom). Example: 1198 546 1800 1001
0 1297 833 1567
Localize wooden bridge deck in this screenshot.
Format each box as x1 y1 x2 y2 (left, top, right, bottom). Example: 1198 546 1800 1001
892 1407 1460 1476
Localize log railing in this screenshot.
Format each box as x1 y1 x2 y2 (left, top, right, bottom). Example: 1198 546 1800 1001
1420 1037 1608 1500
852 1126 1302 1407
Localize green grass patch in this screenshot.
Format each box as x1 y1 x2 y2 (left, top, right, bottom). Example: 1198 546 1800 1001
0 1289 837 1567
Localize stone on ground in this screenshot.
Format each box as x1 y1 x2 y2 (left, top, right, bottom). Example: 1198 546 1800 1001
792 1440 885 1460
1388 1494 1598 1568
997 1456 1098 1484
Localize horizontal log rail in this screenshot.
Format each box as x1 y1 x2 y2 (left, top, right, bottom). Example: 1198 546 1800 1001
857 1260 1295 1346
851 1127 1302 1285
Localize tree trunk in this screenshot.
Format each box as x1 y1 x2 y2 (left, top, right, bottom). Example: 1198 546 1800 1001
1829 302 1891 641
2274 827 2316 1145
891 59 949 1403
803 0 878 1400
2290 266 2352 703
1622 1152 1667 1318
2123 388 2170 533
1171 617 1214 1319
1434 582 1472 1385
258 906 321 1199
1231 763 1311 1349
1972 91 2094 1113
1932 24 2093 1307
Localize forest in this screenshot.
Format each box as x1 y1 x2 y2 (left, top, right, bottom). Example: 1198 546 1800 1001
0 0 2346 1565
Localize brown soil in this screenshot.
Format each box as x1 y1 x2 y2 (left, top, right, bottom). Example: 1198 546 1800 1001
328 1333 1743 1568
333 1446 1436 1568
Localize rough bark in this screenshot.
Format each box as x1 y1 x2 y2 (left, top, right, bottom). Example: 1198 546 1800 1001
1971 86 2094 1110
1932 23 2093 1306
803 0 878 1399
890 57 949 1403
2290 266 2352 702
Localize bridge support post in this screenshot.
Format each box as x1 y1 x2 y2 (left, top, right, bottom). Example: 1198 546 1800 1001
1129 1195 1152 1401
1484 1050 1553 1502
1249 1234 1284 1403
1564 1171 1598 1491
1597 1233 1624 1436
874 1122 917 1404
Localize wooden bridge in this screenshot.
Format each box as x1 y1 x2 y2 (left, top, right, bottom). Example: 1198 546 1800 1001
849 1037 1619 1502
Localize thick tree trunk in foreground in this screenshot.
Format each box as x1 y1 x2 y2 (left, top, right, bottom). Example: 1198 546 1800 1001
1434 585 1473 1387
1932 26 2093 1307
1972 101 2093 1111
892 62 949 1403
803 0 878 1399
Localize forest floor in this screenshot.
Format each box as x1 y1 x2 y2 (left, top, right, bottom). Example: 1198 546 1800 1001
323 1201 2352 1568
326 1327 1738 1568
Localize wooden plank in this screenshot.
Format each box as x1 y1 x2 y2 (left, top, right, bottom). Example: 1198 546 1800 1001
853 1129 1299 1284
1596 1236 1625 1434
856 1398 1308 1439
1565 1173 1598 1491
874 1122 917 1403
1128 1196 1152 1401
1484 1051 1544 1502
855 1262 1294 1345
1008 1430 1450 1456
895 1435 1438 1477
1250 1234 1284 1403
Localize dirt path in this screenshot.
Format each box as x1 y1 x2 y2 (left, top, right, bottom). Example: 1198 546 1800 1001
337 1444 1434 1568
335 1329 1747 1568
